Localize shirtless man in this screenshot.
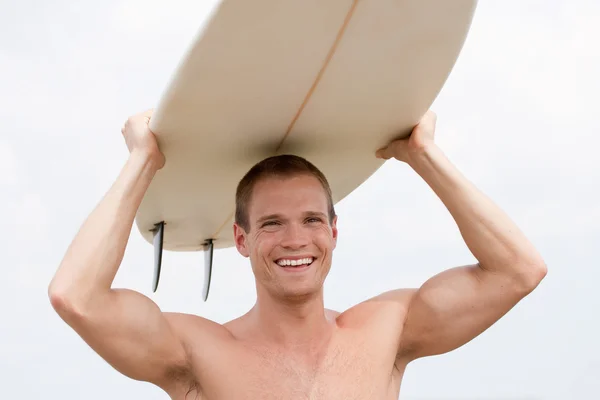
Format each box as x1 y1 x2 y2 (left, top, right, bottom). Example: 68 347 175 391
48 109 547 399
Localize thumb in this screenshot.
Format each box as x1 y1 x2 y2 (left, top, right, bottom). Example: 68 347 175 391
376 140 405 160
375 145 391 159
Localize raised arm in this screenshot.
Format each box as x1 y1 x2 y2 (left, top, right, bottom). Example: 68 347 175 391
376 111 547 361
48 111 191 389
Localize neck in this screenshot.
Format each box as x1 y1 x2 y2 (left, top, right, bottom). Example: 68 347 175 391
249 286 334 347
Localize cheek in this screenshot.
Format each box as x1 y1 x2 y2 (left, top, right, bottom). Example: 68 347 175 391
318 224 335 241
311 226 336 253
251 230 277 257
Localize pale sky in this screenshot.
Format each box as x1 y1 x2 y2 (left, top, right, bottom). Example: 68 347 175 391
1 0 599 398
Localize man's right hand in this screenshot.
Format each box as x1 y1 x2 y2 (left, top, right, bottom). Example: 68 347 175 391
121 109 165 170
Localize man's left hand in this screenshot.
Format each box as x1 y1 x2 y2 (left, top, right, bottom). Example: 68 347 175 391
376 110 437 164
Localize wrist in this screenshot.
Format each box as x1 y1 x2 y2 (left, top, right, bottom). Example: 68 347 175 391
406 141 441 169
130 148 163 172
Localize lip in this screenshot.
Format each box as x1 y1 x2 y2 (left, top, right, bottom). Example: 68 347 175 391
278 263 312 273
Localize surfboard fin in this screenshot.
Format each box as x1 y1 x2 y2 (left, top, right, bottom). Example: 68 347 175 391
202 239 214 302
151 221 165 293
151 221 214 301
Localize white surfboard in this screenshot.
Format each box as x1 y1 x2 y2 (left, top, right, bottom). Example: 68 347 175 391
136 0 478 297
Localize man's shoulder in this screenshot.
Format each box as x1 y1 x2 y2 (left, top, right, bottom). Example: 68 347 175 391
163 311 233 342
369 288 418 305
334 289 420 372
337 288 418 328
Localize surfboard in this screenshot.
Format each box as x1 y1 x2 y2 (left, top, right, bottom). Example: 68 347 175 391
135 0 478 297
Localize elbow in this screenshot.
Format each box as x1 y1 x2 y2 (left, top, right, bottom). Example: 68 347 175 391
48 276 108 323
48 286 75 318
515 257 548 294
48 280 86 321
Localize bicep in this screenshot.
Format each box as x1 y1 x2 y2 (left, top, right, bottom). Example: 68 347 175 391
399 264 525 360
62 288 190 386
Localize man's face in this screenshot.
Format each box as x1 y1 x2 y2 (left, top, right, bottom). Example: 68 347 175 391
234 174 338 299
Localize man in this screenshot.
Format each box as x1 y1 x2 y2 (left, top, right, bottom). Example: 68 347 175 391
49 109 547 399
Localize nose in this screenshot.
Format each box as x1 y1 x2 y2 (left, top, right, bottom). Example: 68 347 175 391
280 223 309 250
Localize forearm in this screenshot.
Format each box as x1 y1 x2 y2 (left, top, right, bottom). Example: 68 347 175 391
408 144 545 282
49 150 159 306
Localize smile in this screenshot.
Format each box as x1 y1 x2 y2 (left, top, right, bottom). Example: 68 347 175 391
276 257 314 267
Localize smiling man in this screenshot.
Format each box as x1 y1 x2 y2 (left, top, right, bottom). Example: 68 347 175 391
49 109 547 399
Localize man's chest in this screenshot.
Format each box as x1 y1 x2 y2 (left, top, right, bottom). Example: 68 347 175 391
189 337 403 400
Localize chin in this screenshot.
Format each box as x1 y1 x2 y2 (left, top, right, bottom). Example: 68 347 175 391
277 283 322 301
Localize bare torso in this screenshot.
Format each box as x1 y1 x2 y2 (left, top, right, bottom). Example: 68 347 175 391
164 295 412 400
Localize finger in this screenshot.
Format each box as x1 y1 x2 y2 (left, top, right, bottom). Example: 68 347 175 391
421 109 435 121
424 110 437 130
429 111 437 129
375 146 388 159
375 142 398 160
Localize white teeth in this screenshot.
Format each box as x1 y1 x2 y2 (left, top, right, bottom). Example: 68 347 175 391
277 258 314 267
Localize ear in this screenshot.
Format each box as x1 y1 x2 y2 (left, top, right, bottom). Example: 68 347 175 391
331 215 338 248
233 223 250 257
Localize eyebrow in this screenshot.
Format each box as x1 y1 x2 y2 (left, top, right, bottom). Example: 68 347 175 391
304 211 327 219
256 211 327 224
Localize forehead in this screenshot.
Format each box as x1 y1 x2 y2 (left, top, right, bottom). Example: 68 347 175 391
248 174 328 218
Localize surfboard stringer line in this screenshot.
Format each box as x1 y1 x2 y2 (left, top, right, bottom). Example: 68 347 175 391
151 0 360 300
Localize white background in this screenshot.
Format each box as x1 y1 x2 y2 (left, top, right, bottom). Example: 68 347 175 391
1 0 598 398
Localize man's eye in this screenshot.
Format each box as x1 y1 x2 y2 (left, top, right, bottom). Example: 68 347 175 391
306 217 322 223
262 221 279 227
